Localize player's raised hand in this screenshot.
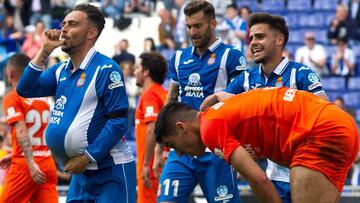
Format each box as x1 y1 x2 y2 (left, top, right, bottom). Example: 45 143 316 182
41 29 65 53
0 153 12 169
29 161 46 184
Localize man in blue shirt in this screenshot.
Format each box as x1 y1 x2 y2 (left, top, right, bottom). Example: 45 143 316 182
201 13 328 203
154 1 246 202
16 3 136 203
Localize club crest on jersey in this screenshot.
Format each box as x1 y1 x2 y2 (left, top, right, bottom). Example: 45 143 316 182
214 148 224 159
207 53 216 65
76 73 86 87
108 71 124 89
184 73 204 98
214 185 233 201
275 77 284 87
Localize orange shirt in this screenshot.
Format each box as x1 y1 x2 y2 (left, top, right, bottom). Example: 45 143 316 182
135 84 167 175
3 90 53 171
201 87 330 167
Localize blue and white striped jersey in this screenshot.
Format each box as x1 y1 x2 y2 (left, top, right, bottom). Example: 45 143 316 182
225 57 326 182
226 57 326 96
169 38 246 110
17 48 134 170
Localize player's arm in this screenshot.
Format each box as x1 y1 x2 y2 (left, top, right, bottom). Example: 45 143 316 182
166 82 179 104
229 146 282 203
152 82 179 177
297 67 329 101
17 29 63 98
142 121 156 188
200 70 246 111
14 120 46 184
200 91 235 111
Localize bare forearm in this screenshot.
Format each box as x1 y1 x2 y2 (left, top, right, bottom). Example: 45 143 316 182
248 178 282 203
144 122 156 166
166 83 179 104
200 94 219 111
15 128 35 166
32 48 51 67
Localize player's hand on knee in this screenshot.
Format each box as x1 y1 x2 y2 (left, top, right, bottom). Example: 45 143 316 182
29 162 46 184
0 153 12 169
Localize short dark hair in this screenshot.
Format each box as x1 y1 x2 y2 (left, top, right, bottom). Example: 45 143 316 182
139 51 168 85
73 3 105 38
155 102 196 143
248 13 289 47
184 0 215 20
7 53 30 72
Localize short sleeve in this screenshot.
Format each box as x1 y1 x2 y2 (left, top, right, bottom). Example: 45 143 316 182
3 93 24 126
224 72 245 94
168 52 180 84
296 66 325 95
141 92 163 124
200 116 241 163
226 48 246 81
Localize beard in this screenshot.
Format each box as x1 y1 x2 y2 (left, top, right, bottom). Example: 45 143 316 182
191 27 212 49
61 44 75 55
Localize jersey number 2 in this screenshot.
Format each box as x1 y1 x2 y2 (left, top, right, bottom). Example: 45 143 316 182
26 109 50 146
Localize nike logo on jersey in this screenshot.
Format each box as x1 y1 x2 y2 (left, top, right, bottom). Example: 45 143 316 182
183 59 194 65
59 77 67 81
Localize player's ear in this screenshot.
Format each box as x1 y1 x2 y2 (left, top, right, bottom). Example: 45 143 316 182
210 18 217 30
143 69 150 77
87 27 98 41
277 33 285 47
175 122 185 135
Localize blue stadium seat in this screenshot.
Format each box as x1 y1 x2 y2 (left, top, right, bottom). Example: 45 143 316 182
343 91 360 107
321 76 346 90
287 0 312 11
321 10 336 26
288 29 305 43
235 0 259 11
314 0 339 10
297 12 325 28
283 12 298 29
326 90 343 101
285 42 302 56
348 77 360 90
260 0 285 12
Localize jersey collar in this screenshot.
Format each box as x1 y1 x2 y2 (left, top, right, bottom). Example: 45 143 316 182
259 57 289 76
191 37 223 55
65 47 97 71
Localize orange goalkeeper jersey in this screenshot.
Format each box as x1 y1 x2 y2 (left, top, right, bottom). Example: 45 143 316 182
200 87 330 166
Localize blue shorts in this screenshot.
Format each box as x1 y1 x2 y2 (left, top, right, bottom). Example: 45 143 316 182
66 161 136 203
158 151 240 203
272 180 291 203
